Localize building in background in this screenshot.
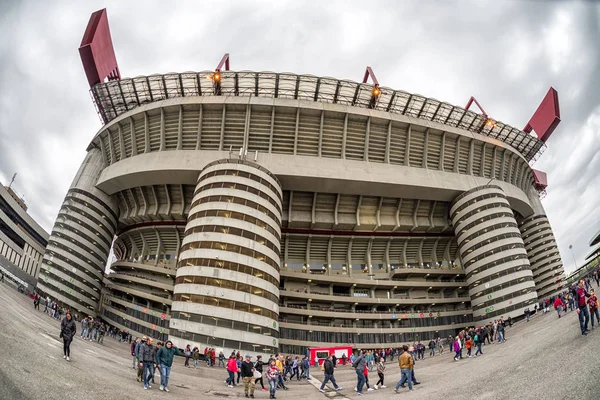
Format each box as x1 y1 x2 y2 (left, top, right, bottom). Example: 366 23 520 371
36 9 567 354
0 182 49 290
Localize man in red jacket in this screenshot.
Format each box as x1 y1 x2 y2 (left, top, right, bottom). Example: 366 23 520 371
576 280 591 336
553 297 564 318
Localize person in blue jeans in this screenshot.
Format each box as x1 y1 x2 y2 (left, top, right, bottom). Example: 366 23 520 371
474 332 483 357
352 350 366 395
140 338 156 390
394 345 414 393
319 355 342 393
156 340 178 392
576 279 591 336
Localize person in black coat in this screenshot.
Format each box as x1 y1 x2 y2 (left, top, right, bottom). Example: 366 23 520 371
60 312 76 361
319 355 342 392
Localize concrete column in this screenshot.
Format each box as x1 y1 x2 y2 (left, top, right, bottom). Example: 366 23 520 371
519 214 565 299
37 148 118 317
169 159 283 356
450 185 537 322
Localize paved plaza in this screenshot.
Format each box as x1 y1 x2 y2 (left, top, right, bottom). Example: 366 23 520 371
1 282 599 400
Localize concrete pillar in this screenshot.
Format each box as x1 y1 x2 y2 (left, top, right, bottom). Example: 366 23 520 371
37 148 118 317
169 159 283 356
519 214 565 299
450 185 537 322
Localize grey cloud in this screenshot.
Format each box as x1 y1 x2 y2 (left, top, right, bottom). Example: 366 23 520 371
0 0 598 274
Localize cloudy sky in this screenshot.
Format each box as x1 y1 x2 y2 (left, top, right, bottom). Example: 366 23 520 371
0 0 598 274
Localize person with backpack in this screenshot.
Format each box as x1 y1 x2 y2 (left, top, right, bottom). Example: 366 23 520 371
428 339 436 357
301 356 310 380
588 288 600 329
474 330 483 357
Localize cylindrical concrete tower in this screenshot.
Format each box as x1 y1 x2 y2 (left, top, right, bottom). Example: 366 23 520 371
169 159 283 355
37 148 118 316
450 185 537 321
519 215 564 299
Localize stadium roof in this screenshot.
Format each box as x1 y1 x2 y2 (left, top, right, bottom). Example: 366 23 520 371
90 71 547 163
590 228 600 247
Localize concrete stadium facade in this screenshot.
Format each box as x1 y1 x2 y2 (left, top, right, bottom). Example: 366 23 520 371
36 68 566 355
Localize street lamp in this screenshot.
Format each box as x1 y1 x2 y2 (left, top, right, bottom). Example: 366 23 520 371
569 244 577 272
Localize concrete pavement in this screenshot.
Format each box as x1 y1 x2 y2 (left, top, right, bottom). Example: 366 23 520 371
1 282 599 400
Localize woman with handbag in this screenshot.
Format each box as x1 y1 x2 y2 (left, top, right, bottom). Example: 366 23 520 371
60 311 76 361
254 355 267 391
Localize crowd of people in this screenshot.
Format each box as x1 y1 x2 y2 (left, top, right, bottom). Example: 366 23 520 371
22 269 600 396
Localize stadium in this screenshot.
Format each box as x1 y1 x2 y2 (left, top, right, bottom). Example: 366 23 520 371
36 9 565 355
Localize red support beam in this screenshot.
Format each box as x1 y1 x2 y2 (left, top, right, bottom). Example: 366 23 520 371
464 96 488 116
362 66 379 86
79 9 120 87
523 87 560 143
215 53 230 72
532 169 548 191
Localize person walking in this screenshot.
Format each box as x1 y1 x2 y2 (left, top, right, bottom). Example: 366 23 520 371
184 345 192 367
554 297 564 318
157 340 178 392
436 337 443 355
241 354 256 398
218 351 226 368
140 338 157 390
289 356 300 381
428 339 435 357
394 345 413 393
319 354 342 393
576 279 591 336
151 342 162 385
352 350 367 395
453 336 462 360
588 289 600 330
60 311 76 361
474 331 483 357
80 317 88 340
193 347 201 369
254 355 267 391
227 353 238 387
374 357 386 389
465 336 473 358
135 337 147 382
131 338 139 369
266 359 280 399
497 322 505 343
